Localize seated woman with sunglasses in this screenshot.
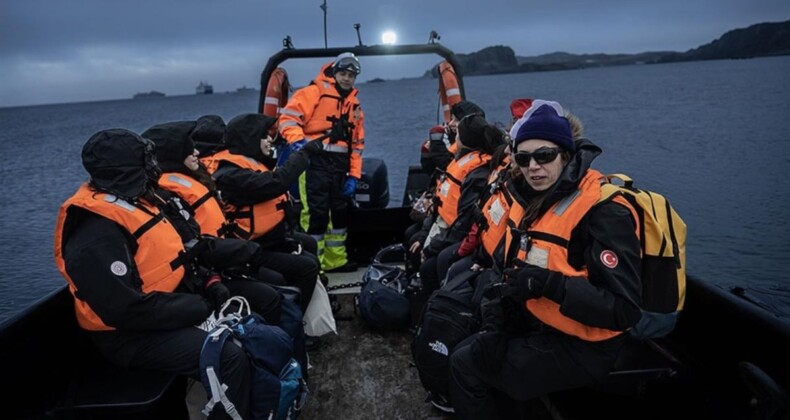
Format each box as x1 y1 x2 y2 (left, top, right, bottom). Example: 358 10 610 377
447 101 644 418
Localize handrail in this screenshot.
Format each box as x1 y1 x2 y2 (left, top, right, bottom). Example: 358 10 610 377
257 43 465 112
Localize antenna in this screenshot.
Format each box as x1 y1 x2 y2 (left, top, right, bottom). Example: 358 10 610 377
320 1 328 48
354 23 363 46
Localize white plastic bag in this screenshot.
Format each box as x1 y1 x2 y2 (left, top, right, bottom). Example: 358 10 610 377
303 280 337 336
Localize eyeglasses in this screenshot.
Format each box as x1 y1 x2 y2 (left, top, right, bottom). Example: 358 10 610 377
513 147 561 167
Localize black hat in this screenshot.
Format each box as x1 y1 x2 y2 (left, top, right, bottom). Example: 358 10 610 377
225 113 277 161
192 115 226 155
457 114 488 150
142 121 197 173
451 100 486 120
82 129 159 201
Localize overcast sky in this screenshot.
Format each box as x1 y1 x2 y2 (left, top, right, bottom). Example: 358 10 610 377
1 0 788 107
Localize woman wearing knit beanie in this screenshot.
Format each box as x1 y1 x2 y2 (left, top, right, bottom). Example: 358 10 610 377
448 101 644 419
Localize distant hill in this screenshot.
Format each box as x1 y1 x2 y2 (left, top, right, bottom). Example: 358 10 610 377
424 20 790 77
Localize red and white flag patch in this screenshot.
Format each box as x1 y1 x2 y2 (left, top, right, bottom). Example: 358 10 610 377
600 250 618 268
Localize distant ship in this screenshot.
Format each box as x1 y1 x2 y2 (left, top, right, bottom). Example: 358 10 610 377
236 85 256 93
196 81 214 95
133 90 165 99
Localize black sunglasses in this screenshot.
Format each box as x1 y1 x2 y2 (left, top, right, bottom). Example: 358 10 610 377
513 147 561 167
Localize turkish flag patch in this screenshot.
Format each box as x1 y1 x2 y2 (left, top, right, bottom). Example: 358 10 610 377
600 250 619 268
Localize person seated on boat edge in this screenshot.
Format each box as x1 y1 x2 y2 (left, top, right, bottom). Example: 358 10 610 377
54 129 269 420
142 120 290 294
191 114 227 173
409 113 507 302
404 100 492 274
277 52 365 274
405 100 489 275
443 97 539 282
447 101 644 419
209 113 324 313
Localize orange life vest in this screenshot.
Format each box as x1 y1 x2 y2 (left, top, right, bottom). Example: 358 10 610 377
210 150 288 240
479 185 512 258
438 61 463 124
278 63 365 178
435 150 491 225
200 153 222 176
504 169 639 342
54 183 186 331
157 172 228 237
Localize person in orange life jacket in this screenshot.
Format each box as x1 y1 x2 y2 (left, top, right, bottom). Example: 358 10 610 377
413 114 507 295
277 52 364 273
404 101 489 275
211 113 324 311
55 129 264 420
402 125 454 273
445 98 537 280
447 101 644 419
143 120 290 289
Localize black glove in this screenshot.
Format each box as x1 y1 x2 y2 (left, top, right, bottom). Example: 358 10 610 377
301 138 325 156
470 331 508 373
204 274 230 311
503 264 548 301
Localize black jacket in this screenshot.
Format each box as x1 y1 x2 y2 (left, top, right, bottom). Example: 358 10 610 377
506 139 643 331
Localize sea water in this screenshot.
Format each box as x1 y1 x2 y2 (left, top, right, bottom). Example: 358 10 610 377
1 55 789 323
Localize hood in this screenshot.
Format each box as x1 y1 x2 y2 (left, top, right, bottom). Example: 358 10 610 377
224 113 277 162
142 121 197 174
191 114 226 156
82 129 160 201
316 62 357 98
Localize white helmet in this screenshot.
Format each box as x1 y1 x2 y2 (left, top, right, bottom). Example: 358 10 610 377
332 52 361 76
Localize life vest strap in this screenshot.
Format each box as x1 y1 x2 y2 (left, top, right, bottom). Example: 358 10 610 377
132 213 165 239
192 192 213 210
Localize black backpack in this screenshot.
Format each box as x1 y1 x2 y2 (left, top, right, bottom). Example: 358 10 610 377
357 246 412 330
411 270 480 403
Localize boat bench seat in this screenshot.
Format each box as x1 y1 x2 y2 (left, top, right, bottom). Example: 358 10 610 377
48 359 187 419
593 337 681 396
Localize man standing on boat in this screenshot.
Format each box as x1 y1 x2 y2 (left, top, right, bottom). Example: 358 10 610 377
278 52 365 273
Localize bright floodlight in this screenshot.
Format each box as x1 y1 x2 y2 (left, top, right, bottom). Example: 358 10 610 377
381 31 397 45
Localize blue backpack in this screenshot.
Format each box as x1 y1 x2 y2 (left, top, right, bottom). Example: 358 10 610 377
357 245 412 330
200 297 309 420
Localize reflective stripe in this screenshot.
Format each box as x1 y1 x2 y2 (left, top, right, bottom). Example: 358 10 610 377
167 174 193 188
326 240 344 247
325 144 349 153
553 189 581 217
446 88 461 97
352 149 363 156
279 120 299 128
329 228 347 235
442 104 450 111
311 234 325 242
280 108 303 118
264 97 280 105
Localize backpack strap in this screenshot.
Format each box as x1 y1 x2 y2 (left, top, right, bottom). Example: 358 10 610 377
200 325 243 420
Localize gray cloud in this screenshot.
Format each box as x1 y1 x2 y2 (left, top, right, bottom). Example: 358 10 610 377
1 0 788 106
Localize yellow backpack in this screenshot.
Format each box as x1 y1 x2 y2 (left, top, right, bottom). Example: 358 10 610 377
600 174 687 339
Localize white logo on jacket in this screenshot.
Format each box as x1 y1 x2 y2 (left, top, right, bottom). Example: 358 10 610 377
110 261 128 276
